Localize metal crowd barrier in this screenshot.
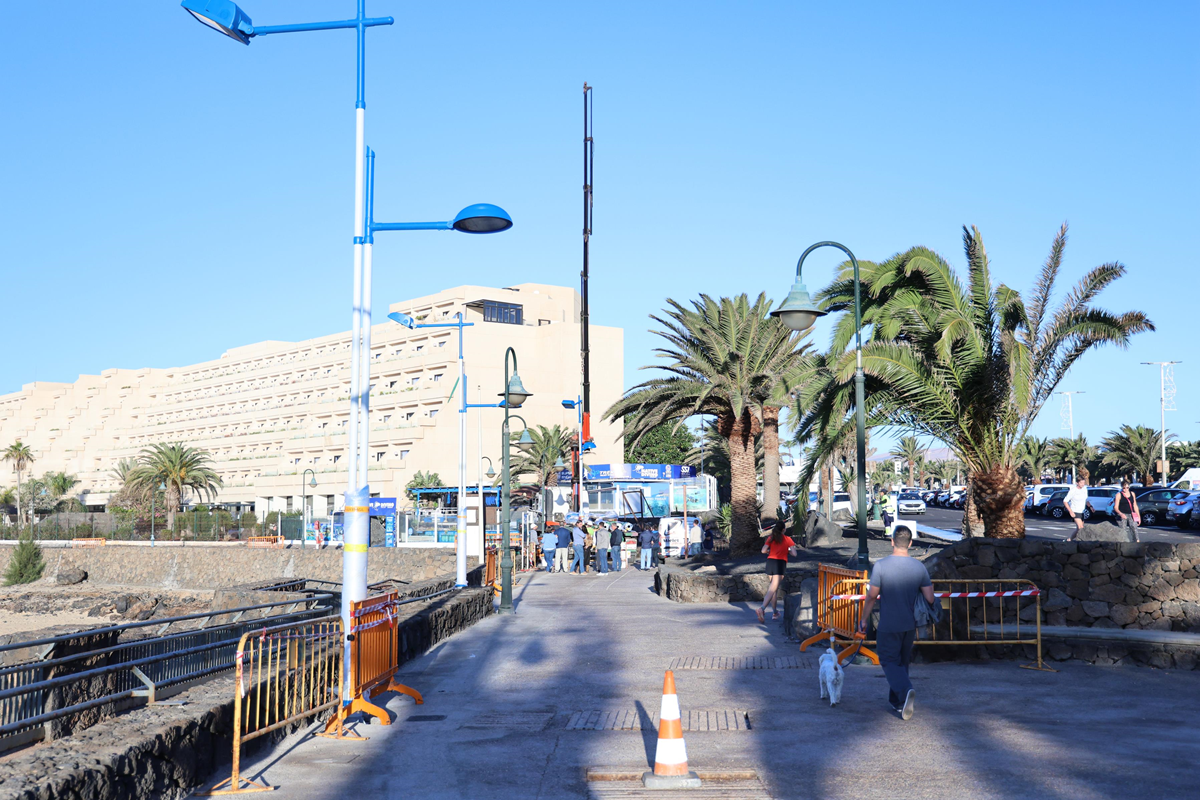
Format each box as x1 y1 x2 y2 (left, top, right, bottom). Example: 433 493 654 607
802 570 1054 672
247 536 285 548
201 616 345 795
323 591 446 732
0 595 333 752
71 538 106 548
799 565 877 665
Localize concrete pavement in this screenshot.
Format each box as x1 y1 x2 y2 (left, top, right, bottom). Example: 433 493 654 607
211 564 1200 799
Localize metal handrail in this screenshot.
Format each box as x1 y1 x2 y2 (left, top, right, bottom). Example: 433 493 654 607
0 594 333 656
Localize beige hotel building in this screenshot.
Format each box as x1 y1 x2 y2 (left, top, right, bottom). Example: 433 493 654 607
0 283 624 519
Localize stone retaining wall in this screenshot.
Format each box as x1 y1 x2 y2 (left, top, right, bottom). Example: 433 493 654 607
0 543 474 590
926 538 1200 669
654 564 815 603
0 588 494 800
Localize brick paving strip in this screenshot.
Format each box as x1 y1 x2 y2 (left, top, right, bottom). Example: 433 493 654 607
667 656 813 670
565 708 751 731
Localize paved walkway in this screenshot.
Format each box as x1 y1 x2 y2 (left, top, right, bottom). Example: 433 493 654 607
220 566 1200 799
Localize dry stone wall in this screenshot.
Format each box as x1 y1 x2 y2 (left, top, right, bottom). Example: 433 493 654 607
0 543 472 590
925 538 1200 669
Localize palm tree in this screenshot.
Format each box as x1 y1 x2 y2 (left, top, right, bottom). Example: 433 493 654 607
604 294 810 555
1101 425 1170 484
44 471 80 510
796 224 1152 538
508 424 573 489
891 436 925 487
3 441 35 532
928 459 961 488
1049 434 1097 482
1016 437 1053 485
868 461 896 492
683 418 763 505
128 443 222 531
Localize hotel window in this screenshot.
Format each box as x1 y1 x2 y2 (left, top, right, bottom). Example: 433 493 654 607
415 345 424 353
482 301 523 325
406 412 415 421
375 451 385 462
410 377 420 385
333 455 341 463
400 449 410 459
437 341 446 348
388 381 397 388
382 415 391 423
429 409 438 418
433 374 442 382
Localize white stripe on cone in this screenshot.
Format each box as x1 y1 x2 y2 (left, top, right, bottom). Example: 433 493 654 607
654 736 687 765
660 693 680 720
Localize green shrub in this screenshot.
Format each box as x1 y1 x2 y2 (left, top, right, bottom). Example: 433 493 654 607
5 538 45 586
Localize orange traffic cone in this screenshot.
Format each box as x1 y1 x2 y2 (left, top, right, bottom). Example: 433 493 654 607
642 670 702 789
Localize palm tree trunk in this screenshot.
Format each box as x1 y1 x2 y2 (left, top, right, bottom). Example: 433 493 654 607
761 406 781 524
166 487 179 533
960 478 985 538
972 464 1025 538
15 469 21 534
726 413 759 557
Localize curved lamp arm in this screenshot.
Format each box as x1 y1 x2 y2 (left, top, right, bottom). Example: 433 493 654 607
795 241 862 358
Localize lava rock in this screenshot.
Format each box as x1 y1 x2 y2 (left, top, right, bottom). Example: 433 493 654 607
802 512 845 549
1075 522 1136 542
56 567 88 586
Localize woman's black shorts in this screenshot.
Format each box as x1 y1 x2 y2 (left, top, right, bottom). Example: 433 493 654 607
765 557 787 576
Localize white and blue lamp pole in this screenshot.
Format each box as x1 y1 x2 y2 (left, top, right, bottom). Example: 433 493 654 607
180 0 511 684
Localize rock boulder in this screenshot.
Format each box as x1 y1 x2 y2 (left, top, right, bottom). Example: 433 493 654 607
1076 522 1136 542
802 512 845 549
56 567 88 585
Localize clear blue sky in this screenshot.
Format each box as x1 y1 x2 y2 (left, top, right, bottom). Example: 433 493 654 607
1 1 1196 450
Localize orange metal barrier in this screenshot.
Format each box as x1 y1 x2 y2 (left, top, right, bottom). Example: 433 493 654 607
247 536 284 548
325 593 423 730
799 566 877 665
201 616 344 795
71 538 105 548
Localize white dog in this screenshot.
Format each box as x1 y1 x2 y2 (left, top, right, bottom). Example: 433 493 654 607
818 644 845 706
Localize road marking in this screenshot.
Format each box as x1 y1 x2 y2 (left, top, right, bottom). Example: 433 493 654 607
566 709 752 731
667 656 813 670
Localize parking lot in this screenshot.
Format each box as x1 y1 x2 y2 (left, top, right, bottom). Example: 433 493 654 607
918 505 1199 544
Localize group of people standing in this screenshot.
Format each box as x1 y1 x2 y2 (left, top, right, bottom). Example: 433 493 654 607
538 520 665 575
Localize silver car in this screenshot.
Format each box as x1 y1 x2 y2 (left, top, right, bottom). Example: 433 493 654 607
897 491 926 515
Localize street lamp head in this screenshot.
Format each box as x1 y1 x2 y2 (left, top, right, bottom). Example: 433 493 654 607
553 456 566 469
451 204 513 234
181 0 254 45
309 476 317 488
581 441 597 452
387 311 416 329
561 400 577 409
516 430 535 451
485 466 497 479
499 373 531 407
770 280 826 332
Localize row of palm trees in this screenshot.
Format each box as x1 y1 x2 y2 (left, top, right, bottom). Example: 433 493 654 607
1017 425 1200 485
604 224 1152 550
3 440 221 532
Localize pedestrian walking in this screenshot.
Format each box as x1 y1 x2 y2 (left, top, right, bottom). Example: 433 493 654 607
541 527 557 573
638 525 655 570
594 521 610 574
570 521 587 574
1114 480 1141 542
858 525 935 720
609 523 623 571
651 527 662 567
689 519 703 557
555 524 571 573
1064 477 1089 541
757 520 798 623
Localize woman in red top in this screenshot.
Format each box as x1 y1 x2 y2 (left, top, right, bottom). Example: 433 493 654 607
757 520 799 622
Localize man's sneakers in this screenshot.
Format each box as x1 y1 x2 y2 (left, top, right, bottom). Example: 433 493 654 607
901 689 915 721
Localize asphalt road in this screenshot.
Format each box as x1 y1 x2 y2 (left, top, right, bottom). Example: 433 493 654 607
917 505 1200 544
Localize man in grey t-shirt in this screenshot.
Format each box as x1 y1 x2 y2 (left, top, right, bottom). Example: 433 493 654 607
858 526 934 720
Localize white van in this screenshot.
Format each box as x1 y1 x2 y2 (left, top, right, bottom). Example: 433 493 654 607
1172 468 1200 491
1026 483 1072 512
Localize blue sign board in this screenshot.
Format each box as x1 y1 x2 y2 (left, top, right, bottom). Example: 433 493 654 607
585 464 696 481
369 498 398 547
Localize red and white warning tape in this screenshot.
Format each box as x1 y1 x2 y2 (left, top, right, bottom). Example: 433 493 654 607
829 589 1040 601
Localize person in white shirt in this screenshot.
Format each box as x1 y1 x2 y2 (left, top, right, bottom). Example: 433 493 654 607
1063 478 1089 540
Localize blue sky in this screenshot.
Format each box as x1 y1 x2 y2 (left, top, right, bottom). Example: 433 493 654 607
1 1 1196 451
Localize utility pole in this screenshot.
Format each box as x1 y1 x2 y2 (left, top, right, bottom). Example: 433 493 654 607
580 82 594 464
1141 361 1180 486
1056 390 1084 482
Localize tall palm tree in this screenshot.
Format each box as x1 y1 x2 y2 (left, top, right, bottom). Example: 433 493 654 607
508 424 574 489
3 441 34 532
129 443 222 530
795 224 1152 538
1101 425 1170 484
44 471 81 511
1016 437 1053 485
928 459 961 488
868 461 896 492
604 294 810 555
1049 434 1097 482
891 436 925 487
683 418 763 505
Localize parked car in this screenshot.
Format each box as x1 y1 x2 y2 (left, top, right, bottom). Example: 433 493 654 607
1133 488 1193 527
897 491 927 515
1166 491 1200 528
1043 489 1093 521
921 490 938 504
1027 484 1072 513
830 492 854 517
1086 486 1119 519
951 491 966 509
807 491 819 513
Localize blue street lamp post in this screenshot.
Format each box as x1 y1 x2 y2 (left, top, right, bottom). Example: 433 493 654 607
770 241 870 570
181 1 512 678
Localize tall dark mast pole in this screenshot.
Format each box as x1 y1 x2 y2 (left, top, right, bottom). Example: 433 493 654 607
579 82 594 511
